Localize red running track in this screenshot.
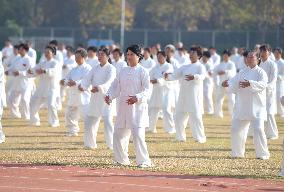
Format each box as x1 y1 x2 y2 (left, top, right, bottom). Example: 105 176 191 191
0 164 283 192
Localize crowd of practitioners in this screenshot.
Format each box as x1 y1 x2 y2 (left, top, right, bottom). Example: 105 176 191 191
0 39 283 174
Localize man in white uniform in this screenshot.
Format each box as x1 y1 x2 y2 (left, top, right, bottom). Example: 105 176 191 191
214 49 236 118
1 39 13 61
165 46 207 143
274 47 284 117
60 49 92 136
223 50 270 159
86 46 99 68
79 47 116 150
140 48 156 72
6 43 33 120
105 44 152 167
29 46 61 127
259 44 278 140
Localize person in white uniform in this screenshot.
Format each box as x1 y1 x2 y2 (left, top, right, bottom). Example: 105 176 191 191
29 46 61 127
279 96 284 177
0 58 5 143
1 39 13 61
79 47 116 149
26 41 37 67
86 46 99 68
60 48 92 136
214 49 236 118
201 51 214 114
259 44 278 140
165 46 207 143
112 48 127 75
60 46 77 102
222 50 270 159
6 43 33 120
105 44 152 167
273 47 284 117
148 51 175 134
140 48 156 72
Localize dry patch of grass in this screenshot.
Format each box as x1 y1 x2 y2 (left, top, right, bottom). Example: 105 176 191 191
0 107 283 180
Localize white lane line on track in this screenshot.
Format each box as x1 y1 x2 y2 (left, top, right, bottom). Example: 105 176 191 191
1 166 283 190
0 185 84 192
0 175 218 192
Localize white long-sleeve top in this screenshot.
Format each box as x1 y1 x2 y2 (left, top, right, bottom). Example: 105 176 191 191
149 62 174 108
259 58 278 114
140 57 156 72
7 54 33 92
201 60 214 88
31 58 61 97
81 62 116 117
28 47 37 67
210 53 221 67
112 59 127 77
63 63 92 106
236 56 248 72
214 60 236 86
86 57 99 68
228 65 267 120
168 61 206 114
0 63 4 107
62 55 76 79
275 58 284 94
3 54 21 70
107 65 150 129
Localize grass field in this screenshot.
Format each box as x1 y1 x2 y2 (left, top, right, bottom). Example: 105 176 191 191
0 105 283 180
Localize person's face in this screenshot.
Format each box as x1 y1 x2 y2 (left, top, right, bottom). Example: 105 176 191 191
113 51 120 61
88 50 95 58
223 54 229 62
67 50 73 58
209 49 215 55
189 51 198 63
127 50 139 66
274 50 282 60
98 51 108 64
202 56 209 63
18 47 26 57
246 52 258 68
165 48 173 57
260 49 269 61
75 53 84 65
44 49 53 60
143 51 150 59
157 53 166 64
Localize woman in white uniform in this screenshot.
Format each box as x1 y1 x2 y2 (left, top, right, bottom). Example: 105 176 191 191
29 46 61 127
222 50 270 159
105 44 152 167
79 47 116 149
148 51 175 134
60 48 92 136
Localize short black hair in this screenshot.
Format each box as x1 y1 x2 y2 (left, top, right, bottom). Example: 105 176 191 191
189 46 203 58
49 40 58 46
222 49 231 56
259 44 271 52
112 48 123 56
143 47 151 53
98 47 110 56
75 48 88 58
87 46 97 52
66 46 75 54
45 45 56 55
274 47 283 54
18 43 29 52
203 51 211 58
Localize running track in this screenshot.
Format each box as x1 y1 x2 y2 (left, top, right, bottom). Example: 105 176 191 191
0 164 283 192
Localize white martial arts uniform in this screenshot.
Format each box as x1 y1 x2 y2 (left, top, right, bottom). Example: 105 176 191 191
170 57 183 105
80 62 116 149
107 65 152 166
0 63 5 143
214 60 236 118
28 47 37 67
7 54 33 120
86 57 99 68
62 62 92 135
275 58 284 116
148 62 175 133
60 55 77 101
112 59 127 75
228 65 270 159
140 57 156 72
168 61 207 143
1 45 13 61
230 53 241 69
202 60 214 114
236 56 248 73
259 58 278 139
29 58 61 127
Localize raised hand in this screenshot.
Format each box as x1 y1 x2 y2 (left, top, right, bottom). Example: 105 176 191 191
222 79 229 87
104 95 112 105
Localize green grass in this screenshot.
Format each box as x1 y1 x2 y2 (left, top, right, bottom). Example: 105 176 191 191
0 106 283 180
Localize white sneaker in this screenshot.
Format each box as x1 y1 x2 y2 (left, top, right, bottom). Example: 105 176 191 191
267 136 278 140
137 163 152 168
31 122 40 127
50 123 60 128
66 133 78 137
257 156 270 160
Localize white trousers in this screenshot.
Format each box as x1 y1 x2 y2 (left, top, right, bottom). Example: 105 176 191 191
203 83 214 114
0 103 5 143
264 114 278 139
30 95 59 127
9 89 31 120
214 87 235 118
84 115 113 149
175 112 206 143
231 118 270 158
149 107 175 133
277 91 284 116
113 127 151 166
281 139 284 174
65 105 87 134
